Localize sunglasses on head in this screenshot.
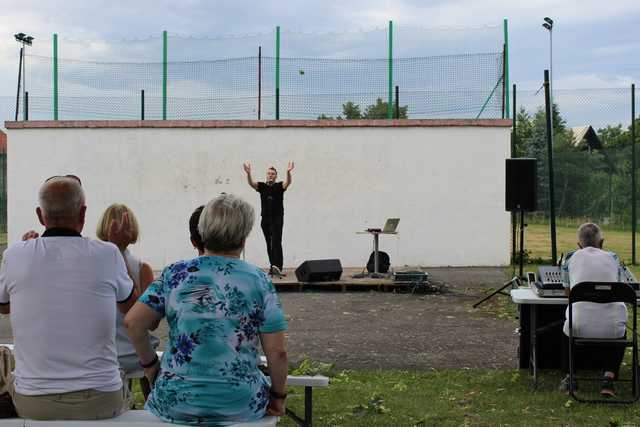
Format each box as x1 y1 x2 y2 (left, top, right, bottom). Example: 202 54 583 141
44 175 82 186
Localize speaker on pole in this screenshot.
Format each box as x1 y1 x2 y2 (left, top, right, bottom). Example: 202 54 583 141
295 259 342 282
506 158 537 212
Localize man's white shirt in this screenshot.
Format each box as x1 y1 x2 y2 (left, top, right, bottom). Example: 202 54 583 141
0 234 133 395
561 246 627 339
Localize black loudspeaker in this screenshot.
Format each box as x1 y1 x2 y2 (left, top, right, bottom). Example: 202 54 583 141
506 158 537 212
295 259 343 282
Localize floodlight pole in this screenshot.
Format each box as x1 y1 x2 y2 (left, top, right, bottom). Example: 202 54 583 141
15 46 23 121
14 33 33 121
22 45 26 114
542 19 557 265
543 18 554 144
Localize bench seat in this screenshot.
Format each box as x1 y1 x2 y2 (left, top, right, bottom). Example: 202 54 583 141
0 346 329 427
0 410 278 426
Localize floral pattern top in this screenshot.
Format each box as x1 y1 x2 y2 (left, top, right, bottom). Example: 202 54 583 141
139 255 287 426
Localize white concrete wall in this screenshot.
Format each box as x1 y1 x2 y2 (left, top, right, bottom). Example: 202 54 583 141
7 124 511 269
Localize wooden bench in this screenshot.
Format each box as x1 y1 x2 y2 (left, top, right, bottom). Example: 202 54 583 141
0 410 277 426
1 346 329 427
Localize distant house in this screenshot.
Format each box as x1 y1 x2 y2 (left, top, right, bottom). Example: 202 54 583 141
571 125 602 152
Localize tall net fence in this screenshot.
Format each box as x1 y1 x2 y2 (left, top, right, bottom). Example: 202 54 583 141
514 86 639 261
8 25 506 121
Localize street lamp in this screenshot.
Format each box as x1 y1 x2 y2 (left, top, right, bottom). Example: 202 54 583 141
14 33 34 121
542 18 554 130
542 18 558 264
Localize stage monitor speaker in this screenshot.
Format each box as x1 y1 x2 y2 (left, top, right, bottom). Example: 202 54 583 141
506 158 537 212
295 259 342 282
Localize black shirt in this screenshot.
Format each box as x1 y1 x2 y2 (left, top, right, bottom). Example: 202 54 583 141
257 181 285 217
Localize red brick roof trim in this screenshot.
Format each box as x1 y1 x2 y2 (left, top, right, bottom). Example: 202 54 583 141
5 119 512 129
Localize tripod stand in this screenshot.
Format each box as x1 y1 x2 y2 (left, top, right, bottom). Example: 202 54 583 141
473 208 527 308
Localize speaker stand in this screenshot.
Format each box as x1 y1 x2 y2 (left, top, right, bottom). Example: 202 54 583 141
352 231 391 279
473 207 527 308
472 276 521 308
517 208 527 279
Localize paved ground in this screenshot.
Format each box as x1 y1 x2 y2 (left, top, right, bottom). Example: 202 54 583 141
0 265 520 370
269 267 519 370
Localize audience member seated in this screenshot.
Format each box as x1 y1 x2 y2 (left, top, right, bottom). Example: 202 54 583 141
560 222 628 397
0 175 137 419
188 204 205 255
125 194 288 425
96 203 160 398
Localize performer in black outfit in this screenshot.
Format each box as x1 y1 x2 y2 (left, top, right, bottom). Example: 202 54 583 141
243 161 294 276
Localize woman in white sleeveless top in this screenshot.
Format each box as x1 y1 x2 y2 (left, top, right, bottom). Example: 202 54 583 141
96 204 159 398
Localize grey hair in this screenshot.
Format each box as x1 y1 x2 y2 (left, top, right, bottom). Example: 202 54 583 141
198 193 255 252
578 223 603 248
38 177 85 223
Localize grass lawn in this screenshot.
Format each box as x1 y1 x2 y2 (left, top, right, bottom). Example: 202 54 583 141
281 369 640 427
132 367 640 426
524 223 639 275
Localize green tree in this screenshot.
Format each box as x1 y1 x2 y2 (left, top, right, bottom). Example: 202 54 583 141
514 107 533 157
317 99 409 120
363 98 408 119
519 103 602 218
342 101 362 119
516 104 638 227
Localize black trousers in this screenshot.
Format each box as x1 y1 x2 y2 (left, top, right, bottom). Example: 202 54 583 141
561 333 626 377
261 215 284 270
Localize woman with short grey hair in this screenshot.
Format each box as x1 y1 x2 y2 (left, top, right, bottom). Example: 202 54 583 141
125 193 288 426
198 194 255 253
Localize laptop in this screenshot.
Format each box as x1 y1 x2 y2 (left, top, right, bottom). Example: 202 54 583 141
382 218 400 233
366 218 400 233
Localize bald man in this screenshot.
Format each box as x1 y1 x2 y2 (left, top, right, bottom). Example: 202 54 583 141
0 176 137 420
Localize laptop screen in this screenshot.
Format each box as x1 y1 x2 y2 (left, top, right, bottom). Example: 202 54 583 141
382 218 400 233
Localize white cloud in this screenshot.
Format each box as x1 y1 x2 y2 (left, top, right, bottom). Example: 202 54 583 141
592 42 640 57
346 0 640 28
553 73 636 89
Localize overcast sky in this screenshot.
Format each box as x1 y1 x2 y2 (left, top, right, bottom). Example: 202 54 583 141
0 0 638 125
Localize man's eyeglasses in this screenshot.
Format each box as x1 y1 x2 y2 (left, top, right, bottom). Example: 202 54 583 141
44 175 82 186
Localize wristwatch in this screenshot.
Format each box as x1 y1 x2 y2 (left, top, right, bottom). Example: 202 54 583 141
269 388 287 400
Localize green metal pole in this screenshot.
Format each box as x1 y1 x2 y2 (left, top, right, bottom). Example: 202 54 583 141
162 30 167 120
544 70 557 264
53 34 58 120
387 20 393 119
503 18 510 119
275 26 280 120
632 83 637 265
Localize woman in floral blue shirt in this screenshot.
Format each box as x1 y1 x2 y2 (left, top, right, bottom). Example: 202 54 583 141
124 194 288 426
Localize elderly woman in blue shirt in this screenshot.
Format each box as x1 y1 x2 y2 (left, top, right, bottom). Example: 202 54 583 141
124 194 288 426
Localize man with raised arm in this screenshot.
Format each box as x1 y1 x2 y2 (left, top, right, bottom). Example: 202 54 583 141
0 175 137 420
243 162 294 277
